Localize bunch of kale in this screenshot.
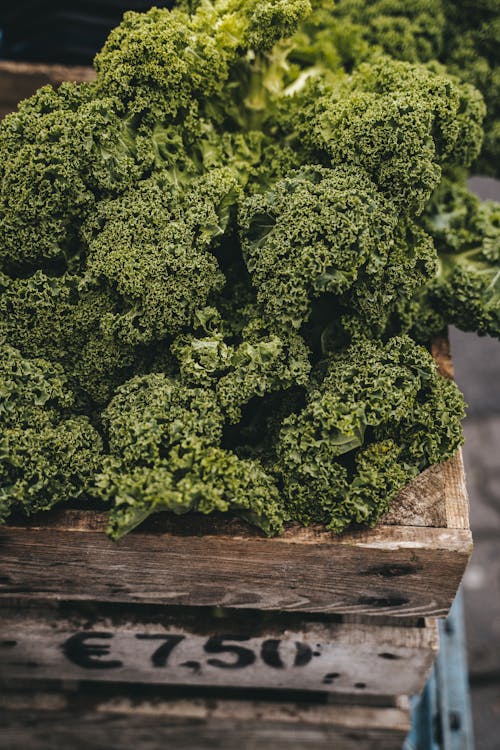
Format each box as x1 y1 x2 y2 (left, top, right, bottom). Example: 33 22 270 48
0 0 498 538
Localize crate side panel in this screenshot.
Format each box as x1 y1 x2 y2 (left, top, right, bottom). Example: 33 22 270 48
0 694 410 750
0 714 410 750
0 522 471 617
0 60 95 117
0 605 438 697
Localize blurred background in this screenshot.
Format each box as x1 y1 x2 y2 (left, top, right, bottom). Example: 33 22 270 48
0 2 172 65
450 176 500 750
454 324 500 750
0 4 499 747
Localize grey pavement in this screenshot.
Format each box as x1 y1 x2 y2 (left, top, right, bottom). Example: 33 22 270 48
451 327 500 749
454 176 500 750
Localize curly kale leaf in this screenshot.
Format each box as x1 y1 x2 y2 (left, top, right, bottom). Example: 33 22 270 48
442 0 500 176
333 0 446 64
0 345 103 521
277 336 465 532
240 165 400 330
94 0 311 123
397 181 500 340
0 83 150 272
324 439 413 533
81 169 239 345
328 0 498 175
97 373 284 538
0 272 138 405
0 166 241 403
290 58 484 214
101 444 284 540
102 373 225 461
240 165 439 338
172 306 311 423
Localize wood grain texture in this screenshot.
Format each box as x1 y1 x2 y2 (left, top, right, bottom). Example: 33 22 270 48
0 692 411 750
0 604 438 697
432 336 455 379
0 509 471 616
0 61 96 118
0 712 410 750
383 449 469 530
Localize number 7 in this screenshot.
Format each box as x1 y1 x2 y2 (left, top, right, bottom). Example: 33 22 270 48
135 634 185 667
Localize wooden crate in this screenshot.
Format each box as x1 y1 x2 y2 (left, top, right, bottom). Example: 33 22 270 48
0 602 438 698
0 64 472 622
0 341 471 621
0 61 472 748
0 448 470 618
0 60 95 118
0 689 412 750
0 334 467 748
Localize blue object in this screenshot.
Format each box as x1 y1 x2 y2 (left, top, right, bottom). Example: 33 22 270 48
405 590 474 749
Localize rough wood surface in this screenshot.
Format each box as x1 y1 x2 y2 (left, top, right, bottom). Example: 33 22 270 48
0 391 471 617
0 714 409 750
0 60 95 117
382 450 468 528
0 508 471 616
432 336 455 379
0 692 411 750
0 604 437 697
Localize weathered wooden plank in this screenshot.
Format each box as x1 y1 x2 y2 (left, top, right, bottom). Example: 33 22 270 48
442 451 470 530
382 451 465 529
0 60 96 117
0 604 438 697
0 692 411 750
431 338 471 532
0 712 410 750
432 336 454 380
0 509 471 616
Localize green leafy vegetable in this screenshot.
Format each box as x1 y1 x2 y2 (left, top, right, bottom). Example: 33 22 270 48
277 336 464 531
0 0 497 536
0 344 102 520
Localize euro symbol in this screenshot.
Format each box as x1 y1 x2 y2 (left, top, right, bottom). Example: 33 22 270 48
63 632 122 669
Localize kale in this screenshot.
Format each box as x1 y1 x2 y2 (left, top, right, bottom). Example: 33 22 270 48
0 0 496 536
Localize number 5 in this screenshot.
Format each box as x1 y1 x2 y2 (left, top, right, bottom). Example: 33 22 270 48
204 635 256 669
